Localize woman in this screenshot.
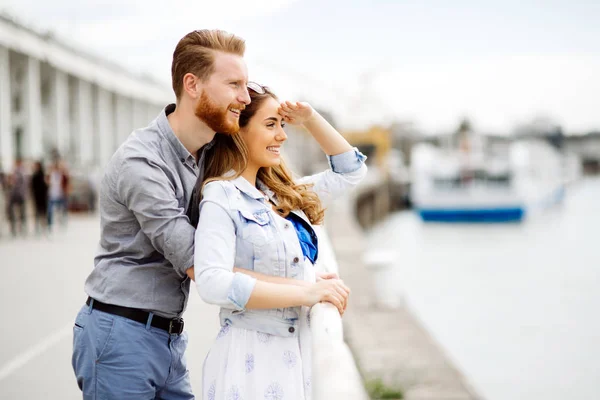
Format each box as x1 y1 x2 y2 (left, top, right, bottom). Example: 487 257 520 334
47 161 69 230
192 83 367 399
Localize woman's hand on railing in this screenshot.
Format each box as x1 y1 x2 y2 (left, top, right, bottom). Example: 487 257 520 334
304 279 350 316
316 271 339 281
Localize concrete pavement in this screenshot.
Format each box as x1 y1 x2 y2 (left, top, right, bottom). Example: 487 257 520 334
0 213 220 399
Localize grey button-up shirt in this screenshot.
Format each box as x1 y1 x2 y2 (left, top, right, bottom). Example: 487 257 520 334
85 104 209 318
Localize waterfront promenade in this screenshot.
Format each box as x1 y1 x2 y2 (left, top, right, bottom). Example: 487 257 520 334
0 215 220 399
0 195 483 399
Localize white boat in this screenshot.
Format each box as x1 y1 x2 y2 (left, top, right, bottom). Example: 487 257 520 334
411 136 574 223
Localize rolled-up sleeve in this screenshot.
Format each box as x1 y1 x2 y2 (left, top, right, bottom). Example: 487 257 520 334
297 147 368 208
116 157 195 278
194 183 256 310
328 147 368 174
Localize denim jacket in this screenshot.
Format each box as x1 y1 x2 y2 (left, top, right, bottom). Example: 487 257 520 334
194 148 367 337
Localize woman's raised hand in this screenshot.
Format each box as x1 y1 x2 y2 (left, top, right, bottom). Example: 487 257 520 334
278 101 315 125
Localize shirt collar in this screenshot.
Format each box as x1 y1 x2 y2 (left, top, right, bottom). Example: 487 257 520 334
157 103 206 164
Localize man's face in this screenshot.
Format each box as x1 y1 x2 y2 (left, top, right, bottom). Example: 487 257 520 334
194 52 250 134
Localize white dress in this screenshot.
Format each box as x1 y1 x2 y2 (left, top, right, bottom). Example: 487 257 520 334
202 260 316 400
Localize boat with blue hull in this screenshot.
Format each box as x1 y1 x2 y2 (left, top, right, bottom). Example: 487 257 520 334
411 138 575 223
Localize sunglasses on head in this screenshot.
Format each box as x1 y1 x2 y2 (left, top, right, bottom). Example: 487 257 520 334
247 81 268 94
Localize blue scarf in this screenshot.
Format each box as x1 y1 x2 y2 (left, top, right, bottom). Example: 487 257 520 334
285 213 319 264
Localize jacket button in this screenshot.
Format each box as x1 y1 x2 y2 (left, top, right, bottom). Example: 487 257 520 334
293 257 299 263
288 327 295 333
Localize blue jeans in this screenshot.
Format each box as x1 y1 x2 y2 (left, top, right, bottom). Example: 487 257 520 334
72 303 194 399
47 198 67 228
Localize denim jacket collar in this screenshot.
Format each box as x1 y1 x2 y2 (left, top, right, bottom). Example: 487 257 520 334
231 175 312 225
256 178 313 226
231 175 265 201
256 179 276 203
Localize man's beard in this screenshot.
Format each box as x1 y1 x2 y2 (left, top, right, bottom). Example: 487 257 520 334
194 91 244 135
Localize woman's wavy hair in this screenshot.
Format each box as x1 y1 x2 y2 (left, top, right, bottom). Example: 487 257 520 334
187 86 325 227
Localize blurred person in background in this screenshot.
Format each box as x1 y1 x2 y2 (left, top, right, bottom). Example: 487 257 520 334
47 160 68 230
0 165 7 237
71 29 251 400
30 160 48 234
60 161 71 212
7 158 27 237
190 84 367 399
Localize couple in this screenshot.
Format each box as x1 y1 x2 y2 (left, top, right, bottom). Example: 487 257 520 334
72 29 367 400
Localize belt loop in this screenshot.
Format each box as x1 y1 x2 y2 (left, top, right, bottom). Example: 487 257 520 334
88 298 94 313
146 312 154 330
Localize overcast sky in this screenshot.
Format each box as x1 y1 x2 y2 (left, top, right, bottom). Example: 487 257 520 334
2 0 599 133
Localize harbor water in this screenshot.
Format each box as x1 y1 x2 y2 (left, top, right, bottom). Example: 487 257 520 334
366 177 600 400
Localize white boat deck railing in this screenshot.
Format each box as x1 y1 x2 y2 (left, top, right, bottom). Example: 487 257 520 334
310 225 368 400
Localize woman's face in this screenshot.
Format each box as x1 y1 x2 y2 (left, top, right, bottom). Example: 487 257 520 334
240 97 287 170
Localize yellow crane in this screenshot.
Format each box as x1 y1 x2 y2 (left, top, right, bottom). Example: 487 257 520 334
342 126 392 173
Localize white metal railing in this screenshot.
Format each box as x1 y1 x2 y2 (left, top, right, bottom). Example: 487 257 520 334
310 225 369 400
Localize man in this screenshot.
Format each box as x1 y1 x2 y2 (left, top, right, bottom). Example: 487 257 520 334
7 158 27 237
72 29 251 399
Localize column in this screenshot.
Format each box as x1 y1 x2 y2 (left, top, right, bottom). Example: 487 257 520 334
96 87 114 167
52 69 70 158
146 103 159 123
24 55 42 160
115 95 133 146
0 46 13 172
110 92 119 153
74 78 94 167
132 99 147 130
90 85 100 166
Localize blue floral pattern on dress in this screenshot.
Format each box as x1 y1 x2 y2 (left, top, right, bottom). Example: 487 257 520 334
264 382 284 400
245 353 255 374
257 331 272 344
207 381 216 400
217 324 230 339
305 376 312 397
282 350 297 368
227 385 242 400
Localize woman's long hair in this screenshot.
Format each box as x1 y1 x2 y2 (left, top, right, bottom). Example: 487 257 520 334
187 87 324 227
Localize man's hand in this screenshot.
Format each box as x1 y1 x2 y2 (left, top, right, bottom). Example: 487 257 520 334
186 267 195 281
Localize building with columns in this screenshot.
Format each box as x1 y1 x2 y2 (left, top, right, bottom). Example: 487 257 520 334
0 13 172 173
